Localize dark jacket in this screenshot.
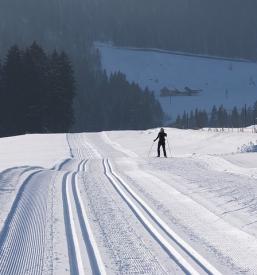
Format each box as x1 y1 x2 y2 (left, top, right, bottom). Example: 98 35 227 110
154 132 167 144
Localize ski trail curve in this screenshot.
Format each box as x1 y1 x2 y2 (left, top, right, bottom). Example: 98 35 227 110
0 169 51 275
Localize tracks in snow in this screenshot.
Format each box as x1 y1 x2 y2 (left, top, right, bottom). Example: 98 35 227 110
103 158 222 275
66 133 222 274
62 159 106 275
0 133 223 274
0 169 50 275
0 156 105 275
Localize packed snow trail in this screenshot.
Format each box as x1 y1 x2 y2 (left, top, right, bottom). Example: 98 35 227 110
0 146 106 275
85 131 257 274
104 158 222 275
72 168 106 275
79 159 171 274
68 133 222 274
1 131 257 274
62 160 106 275
0 169 51 275
0 132 244 274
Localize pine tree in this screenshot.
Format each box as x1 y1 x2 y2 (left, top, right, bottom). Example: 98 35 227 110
181 111 187 129
210 105 218 127
198 110 208 128
194 108 200 129
253 101 257 126
218 105 228 128
22 42 48 133
46 51 75 132
1 45 25 135
189 110 195 129
246 107 253 126
0 43 77 136
231 106 240 128
175 115 182 128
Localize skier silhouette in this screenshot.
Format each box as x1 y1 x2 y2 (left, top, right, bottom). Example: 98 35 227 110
154 128 167 157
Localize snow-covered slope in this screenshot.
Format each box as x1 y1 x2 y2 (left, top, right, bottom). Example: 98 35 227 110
0 134 70 171
1 129 257 274
96 43 257 120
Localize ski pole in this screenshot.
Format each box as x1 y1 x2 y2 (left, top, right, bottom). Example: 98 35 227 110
148 142 155 158
167 139 172 157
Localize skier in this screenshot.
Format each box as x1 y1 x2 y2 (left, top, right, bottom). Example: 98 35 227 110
154 128 167 157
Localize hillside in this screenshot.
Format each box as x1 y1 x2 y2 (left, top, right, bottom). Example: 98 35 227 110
97 43 257 120
0 0 256 61
1 1 256 129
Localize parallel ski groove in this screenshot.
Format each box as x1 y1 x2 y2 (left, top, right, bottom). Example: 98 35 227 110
62 171 80 275
103 159 197 274
104 158 222 275
66 172 85 275
0 171 38 274
54 158 72 171
0 169 49 275
72 160 106 275
63 159 105 275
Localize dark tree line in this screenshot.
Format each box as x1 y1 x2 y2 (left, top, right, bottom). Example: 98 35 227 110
0 43 75 136
0 43 164 136
88 0 257 61
78 70 164 132
1 0 256 131
172 102 257 129
0 0 257 61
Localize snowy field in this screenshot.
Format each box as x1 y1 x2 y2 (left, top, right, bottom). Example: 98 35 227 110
0 134 70 171
96 43 257 120
1 129 257 274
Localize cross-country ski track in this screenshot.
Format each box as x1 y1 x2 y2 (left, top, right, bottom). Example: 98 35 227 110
1 131 257 274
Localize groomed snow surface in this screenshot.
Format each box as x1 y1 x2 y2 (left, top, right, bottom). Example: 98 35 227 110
1 128 257 274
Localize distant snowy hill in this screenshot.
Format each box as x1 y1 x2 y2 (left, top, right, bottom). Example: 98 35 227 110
96 43 257 120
